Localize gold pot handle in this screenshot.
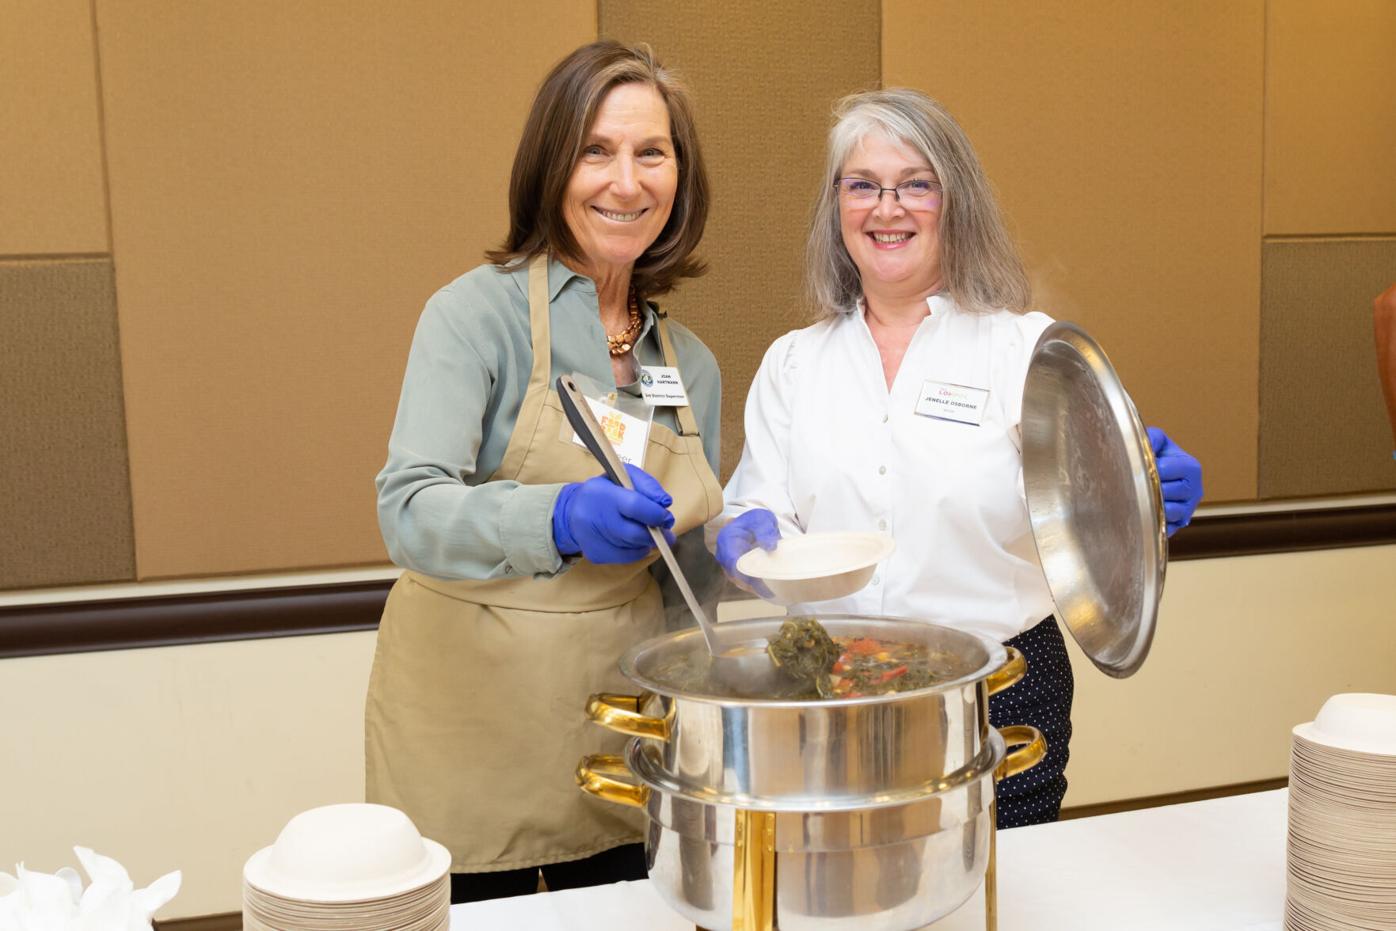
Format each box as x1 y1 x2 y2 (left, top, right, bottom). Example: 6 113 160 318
995 724 1048 780
586 691 671 740
575 754 651 808
985 647 1026 696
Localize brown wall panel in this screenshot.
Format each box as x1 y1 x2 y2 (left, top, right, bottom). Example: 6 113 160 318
884 1 1264 502
1259 239 1396 497
95 2 595 579
0 0 109 255
0 259 134 588
601 0 880 478
1265 0 1396 235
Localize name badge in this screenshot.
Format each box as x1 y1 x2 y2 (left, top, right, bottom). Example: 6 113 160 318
638 365 690 407
570 397 651 467
915 379 990 426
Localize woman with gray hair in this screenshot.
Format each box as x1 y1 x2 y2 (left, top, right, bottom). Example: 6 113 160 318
713 88 1203 827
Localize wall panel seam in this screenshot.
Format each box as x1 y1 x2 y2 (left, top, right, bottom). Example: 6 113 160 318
88 0 116 252
1260 0 1269 235
1257 0 1269 499
88 0 138 582
1263 232 1396 242
875 0 882 90
0 252 112 262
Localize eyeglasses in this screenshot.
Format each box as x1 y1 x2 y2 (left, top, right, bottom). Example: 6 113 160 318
834 177 943 210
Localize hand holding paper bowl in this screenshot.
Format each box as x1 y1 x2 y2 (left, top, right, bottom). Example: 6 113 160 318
717 510 895 604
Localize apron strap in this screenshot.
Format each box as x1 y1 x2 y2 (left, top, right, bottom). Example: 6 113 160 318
654 313 701 438
494 253 553 481
525 252 552 394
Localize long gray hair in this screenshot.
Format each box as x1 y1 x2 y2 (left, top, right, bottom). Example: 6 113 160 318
806 88 1030 316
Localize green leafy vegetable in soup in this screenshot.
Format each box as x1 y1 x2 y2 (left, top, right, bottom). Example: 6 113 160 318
767 617 945 699
766 617 838 685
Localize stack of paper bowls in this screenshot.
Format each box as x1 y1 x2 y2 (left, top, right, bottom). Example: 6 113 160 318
243 803 451 930
1288 693 1396 930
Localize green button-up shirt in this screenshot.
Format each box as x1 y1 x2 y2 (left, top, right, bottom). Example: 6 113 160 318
376 258 721 580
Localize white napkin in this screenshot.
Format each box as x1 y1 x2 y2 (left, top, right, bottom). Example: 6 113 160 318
0 847 180 931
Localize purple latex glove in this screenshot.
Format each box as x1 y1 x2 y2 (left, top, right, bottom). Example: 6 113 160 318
1147 427 1203 536
552 464 676 564
715 508 782 596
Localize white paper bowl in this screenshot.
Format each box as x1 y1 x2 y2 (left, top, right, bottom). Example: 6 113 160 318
1294 692 1396 756
243 803 450 902
735 532 895 605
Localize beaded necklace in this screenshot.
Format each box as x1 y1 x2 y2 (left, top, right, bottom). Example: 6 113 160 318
606 287 643 356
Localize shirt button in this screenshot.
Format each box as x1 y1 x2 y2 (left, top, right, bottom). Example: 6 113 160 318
872 575 881 585
878 465 887 475
882 413 889 423
878 519 887 531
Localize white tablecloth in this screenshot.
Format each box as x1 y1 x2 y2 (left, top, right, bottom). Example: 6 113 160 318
450 789 1288 930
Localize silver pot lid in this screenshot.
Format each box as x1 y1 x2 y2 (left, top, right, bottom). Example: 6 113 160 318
1021 321 1167 678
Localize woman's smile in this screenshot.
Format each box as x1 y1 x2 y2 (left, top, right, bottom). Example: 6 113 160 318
869 229 914 248
592 206 648 222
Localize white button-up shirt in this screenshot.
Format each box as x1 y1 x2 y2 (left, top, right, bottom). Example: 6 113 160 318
719 295 1056 642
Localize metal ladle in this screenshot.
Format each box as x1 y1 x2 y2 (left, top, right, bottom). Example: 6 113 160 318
556 375 781 696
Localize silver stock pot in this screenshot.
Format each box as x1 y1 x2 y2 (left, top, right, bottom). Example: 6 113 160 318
584 616 1031 807
576 615 1046 931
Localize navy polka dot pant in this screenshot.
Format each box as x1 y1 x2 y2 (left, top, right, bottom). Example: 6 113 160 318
990 616 1074 829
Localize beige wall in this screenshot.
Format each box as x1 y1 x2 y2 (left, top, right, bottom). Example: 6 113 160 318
1259 240 1396 497
1257 0 1396 498
0 0 108 255
0 1 131 589
0 259 134 588
1069 544 1396 802
1264 0 1396 235
884 0 1265 502
2 546 1392 919
0 631 377 919
95 1 595 579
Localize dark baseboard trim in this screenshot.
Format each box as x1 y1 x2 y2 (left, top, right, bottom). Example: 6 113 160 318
1 504 1392 659
1058 776 1288 821
1168 502 1396 560
155 914 240 931
0 581 390 659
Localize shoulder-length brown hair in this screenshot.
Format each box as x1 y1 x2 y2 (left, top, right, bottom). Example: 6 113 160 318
485 41 708 297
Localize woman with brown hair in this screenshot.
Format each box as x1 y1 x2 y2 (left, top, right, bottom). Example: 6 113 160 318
367 41 722 901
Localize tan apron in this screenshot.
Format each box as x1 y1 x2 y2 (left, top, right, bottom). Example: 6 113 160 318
365 254 723 872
